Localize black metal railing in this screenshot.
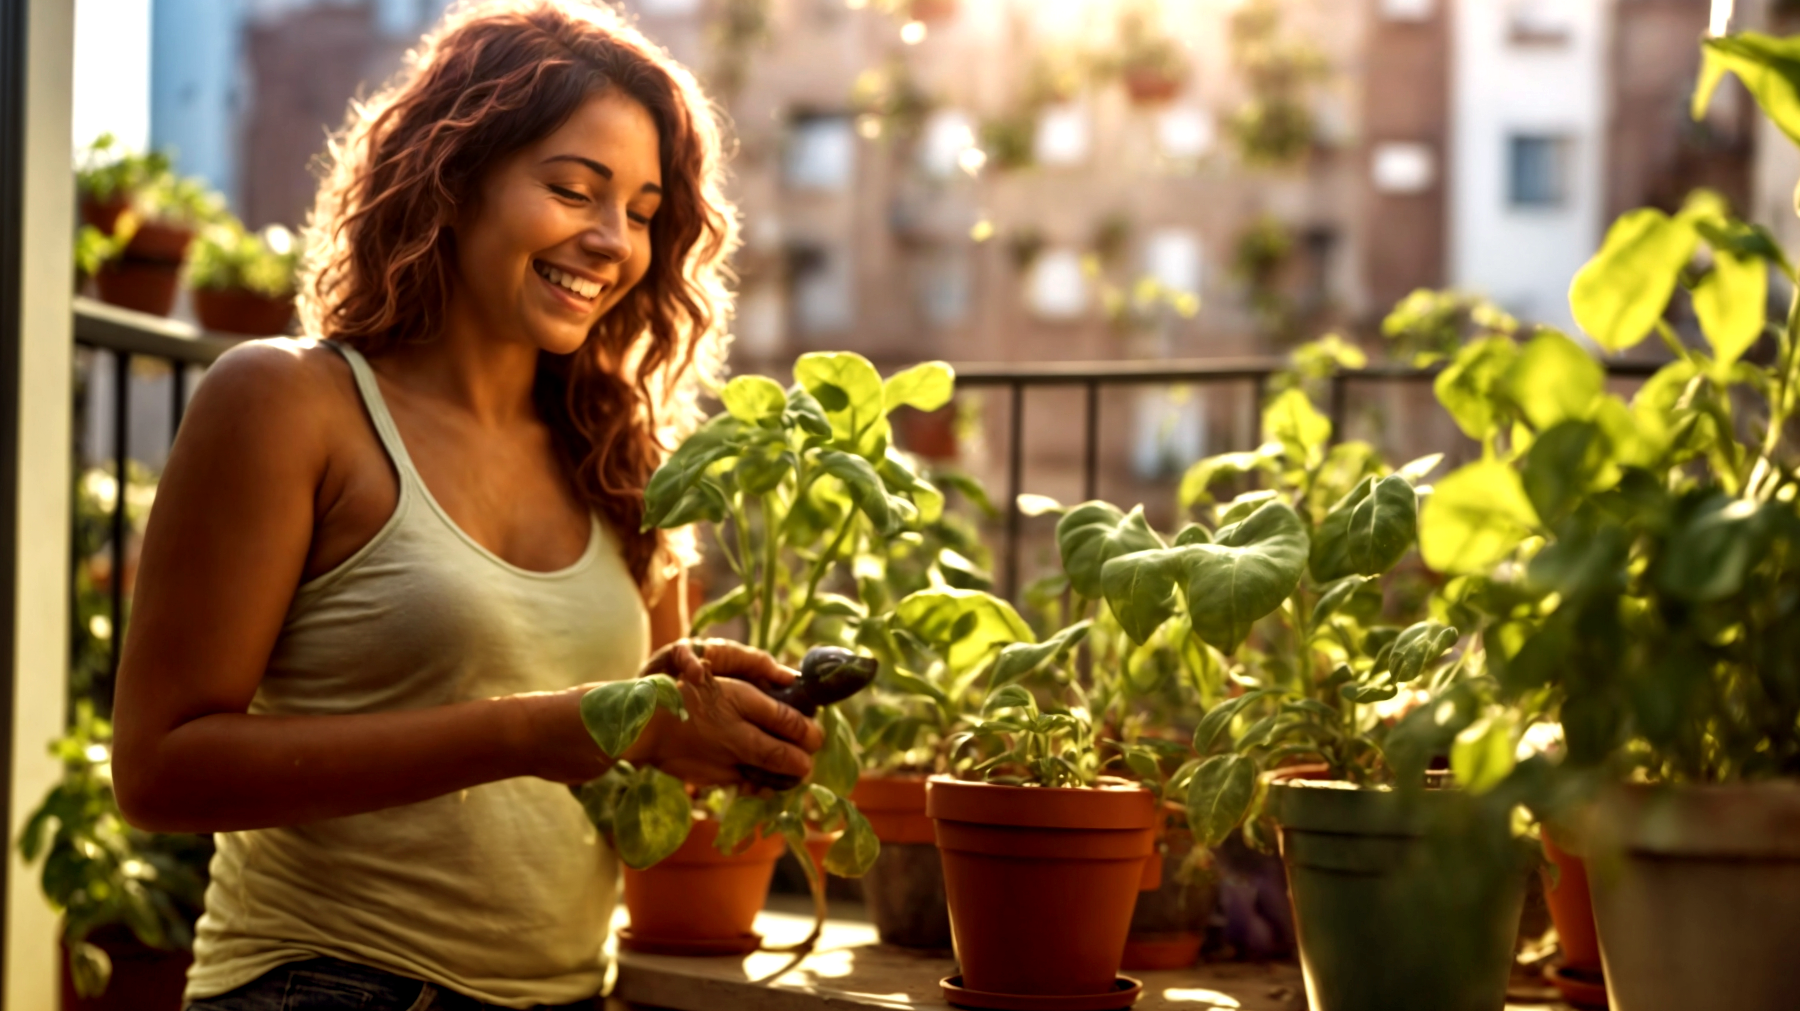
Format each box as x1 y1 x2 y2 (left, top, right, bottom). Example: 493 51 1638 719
73 297 232 697
951 355 1667 601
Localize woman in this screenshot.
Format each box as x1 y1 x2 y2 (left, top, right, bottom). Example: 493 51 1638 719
110 3 812 1008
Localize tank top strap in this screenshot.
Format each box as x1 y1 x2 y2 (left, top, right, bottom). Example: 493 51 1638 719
325 340 422 488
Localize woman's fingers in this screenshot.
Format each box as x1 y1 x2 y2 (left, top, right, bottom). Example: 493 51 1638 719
697 640 798 687
729 681 824 752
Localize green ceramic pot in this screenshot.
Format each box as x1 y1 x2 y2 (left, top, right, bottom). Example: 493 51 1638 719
1268 781 1530 1011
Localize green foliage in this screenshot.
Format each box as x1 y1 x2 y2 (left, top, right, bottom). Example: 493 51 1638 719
187 221 303 297
1226 0 1329 167
75 134 171 205
19 706 210 998
1381 289 1520 367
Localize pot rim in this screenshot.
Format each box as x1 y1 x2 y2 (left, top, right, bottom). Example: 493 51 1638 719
1596 779 1800 859
926 774 1156 831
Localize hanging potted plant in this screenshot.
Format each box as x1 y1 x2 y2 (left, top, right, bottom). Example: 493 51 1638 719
1410 32 1800 1005
19 705 211 1011
187 220 302 336
80 153 224 318
1073 375 1538 1011
1106 1 1192 106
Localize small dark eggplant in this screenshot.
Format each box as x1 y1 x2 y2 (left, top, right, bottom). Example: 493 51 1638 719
738 646 879 792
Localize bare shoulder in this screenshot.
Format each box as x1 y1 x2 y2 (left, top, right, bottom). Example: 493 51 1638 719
182 338 359 443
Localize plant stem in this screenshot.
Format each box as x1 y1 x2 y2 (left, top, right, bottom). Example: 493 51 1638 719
771 509 858 656
732 498 758 648
758 835 827 957
757 493 781 652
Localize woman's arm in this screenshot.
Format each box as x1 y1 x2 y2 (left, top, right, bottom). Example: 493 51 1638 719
111 344 815 834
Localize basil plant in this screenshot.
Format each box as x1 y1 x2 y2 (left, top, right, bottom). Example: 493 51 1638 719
1060 383 1465 847
1415 31 1800 789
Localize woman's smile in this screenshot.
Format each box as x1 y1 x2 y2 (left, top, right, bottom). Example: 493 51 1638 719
533 258 606 307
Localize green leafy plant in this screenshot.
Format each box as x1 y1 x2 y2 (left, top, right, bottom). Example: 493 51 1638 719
187 221 302 297
19 705 210 997
1099 0 1192 91
75 134 171 207
1226 0 1329 166
1412 35 1800 789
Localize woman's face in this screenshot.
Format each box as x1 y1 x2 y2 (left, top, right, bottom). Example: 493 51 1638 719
454 89 664 355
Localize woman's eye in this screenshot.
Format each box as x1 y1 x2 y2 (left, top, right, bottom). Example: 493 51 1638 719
548 184 588 203
628 212 652 226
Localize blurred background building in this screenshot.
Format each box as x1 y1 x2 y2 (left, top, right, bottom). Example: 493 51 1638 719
71 0 1779 507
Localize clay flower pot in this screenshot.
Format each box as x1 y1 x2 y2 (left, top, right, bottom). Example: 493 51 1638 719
1123 68 1184 106
95 259 182 317
79 195 130 235
927 776 1157 1002
123 221 194 264
1268 781 1530 1011
193 287 295 336
909 0 958 22
1540 829 1606 1008
852 774 951 949
621 817 786 952
1590 781 1800 1011
1122 826 1215 972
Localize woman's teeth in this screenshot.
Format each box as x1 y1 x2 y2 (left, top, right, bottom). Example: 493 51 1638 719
535 261 601 300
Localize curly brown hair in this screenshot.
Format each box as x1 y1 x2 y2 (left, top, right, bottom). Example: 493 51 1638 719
299 0 736 587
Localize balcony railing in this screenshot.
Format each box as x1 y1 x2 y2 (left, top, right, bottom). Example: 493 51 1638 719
70 300 1670 689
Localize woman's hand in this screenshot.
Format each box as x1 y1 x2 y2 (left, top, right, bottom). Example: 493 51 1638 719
525 639 824 786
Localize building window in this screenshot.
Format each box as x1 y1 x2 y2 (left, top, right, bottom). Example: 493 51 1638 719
1156 106 1215 161
1379 0 1434 21
1507 1 1572 46
1508 134 1571 208
785 114 856 191
1145 229 1203 296
917 247 972 326
1026 247 1089 319
790 245 854 336
1034 103 1090 167
919 109 977 178
1371 142 1436 194
637 0 703 14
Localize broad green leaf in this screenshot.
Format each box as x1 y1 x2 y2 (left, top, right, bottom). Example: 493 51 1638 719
784 385 834 440
1186 754 1256 848
715 793 772 854
992 620 1092 684
721 375 788 425
1310 575 1371 631
936 471 997 517
1183 501 1310 653
1217 490 1279 526
818 449 899 534
981 683 1040 718
1017 493 1065 516
825 804 880 877
893 587 1035 675
1504 330 1603 430
878 450 944 523
1434 338 1519 441
1309 474 1418 582
1521 421 1617 524
733 437 795 495
642 414 748 528
1178 447 1277 510
1385 621 1459 682
1174 523 1212 546
614 765 693 869
1340 682 1398 703
1099 548 1187 644
580 675 686 758
1056 502 1166 599
1451 714 1517 795
1657 494 1763 602
690 584 751 635
656 479 729 530
813 706 861 798
1570 208 1697 352
1695 34 1800 147
795 352 891 459
1396 453 1444 485
1419 460 1540 574
1692 250 1767 369
812 592 867 618
1263 389 1332 466
883 361 955 413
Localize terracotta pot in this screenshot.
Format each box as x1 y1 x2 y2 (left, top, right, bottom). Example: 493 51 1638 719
894 407 959 461
622 817 786 942
80 195 130 235
1269 781 1531 1011
1122 827 1214 972
853 774 952 949
193 287 295 336
95 259 181 317
1124 69 1184 106
928 776 1156 998
1590 781 1800 1011
60 925 190 1011
1542 829 1601 970
124 221 193 264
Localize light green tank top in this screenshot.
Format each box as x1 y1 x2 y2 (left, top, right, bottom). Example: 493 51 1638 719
186 341 649 1007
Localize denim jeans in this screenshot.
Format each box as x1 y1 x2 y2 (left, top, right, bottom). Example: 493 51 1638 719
184 956 599 1011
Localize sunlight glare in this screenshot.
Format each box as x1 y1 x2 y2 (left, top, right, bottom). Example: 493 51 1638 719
1709 0 1735 36
901 20 928 44
1162 988 1243 1008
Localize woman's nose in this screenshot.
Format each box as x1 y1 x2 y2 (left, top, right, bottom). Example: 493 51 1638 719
580 205 632 263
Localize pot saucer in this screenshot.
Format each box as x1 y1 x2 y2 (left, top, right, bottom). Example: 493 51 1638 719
1545 963 1608 1009
617 926 761 957
940 975 1142 1010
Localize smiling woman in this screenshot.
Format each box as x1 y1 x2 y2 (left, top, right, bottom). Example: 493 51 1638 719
107 3 827 1010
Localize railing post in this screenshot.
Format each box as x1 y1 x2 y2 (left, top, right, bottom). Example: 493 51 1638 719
109 351 130 702
1082 380 1099 503
172 361 188 435
1328 372 1347 445
1004 381 1024 603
